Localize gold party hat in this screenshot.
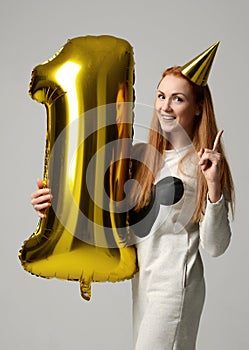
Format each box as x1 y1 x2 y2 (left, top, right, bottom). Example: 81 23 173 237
180 41 220 86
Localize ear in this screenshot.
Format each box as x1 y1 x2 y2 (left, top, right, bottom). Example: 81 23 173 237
195 102 202 117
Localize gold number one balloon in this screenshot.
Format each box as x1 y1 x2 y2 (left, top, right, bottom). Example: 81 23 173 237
19 36 138 300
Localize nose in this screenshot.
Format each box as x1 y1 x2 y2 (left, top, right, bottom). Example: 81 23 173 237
161 97 172 112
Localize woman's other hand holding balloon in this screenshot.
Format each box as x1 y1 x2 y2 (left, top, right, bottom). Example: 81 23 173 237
30 178 52 218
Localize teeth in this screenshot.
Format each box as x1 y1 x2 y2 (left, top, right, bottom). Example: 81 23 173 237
162 115 175 120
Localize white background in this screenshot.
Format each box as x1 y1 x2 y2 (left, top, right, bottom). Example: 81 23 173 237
1 1 248 349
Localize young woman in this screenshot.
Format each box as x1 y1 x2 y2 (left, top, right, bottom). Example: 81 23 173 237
31 44 234 349
129 64 234 349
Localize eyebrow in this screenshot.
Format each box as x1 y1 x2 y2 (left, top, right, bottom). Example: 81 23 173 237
157 90 187 98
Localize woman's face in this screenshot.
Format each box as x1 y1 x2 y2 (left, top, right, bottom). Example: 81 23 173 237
155 74 200 139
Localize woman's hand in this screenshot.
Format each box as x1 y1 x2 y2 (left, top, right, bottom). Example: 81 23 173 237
198 130 223 203
31 178 52 218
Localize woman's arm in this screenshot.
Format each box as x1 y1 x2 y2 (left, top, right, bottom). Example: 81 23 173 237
198 130 232 256
199 195 232 257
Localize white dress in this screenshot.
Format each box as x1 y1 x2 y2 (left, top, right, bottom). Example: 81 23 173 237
131 145 232 350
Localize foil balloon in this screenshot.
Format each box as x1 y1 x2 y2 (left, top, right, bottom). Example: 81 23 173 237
19 35 137 300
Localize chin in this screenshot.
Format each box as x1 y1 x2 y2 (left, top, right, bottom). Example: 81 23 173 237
159 121 177 134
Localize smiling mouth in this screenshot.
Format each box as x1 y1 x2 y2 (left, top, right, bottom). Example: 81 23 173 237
161 115 176 121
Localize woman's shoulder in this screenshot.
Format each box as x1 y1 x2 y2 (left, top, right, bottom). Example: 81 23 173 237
131 142 148 157
130 143 148 174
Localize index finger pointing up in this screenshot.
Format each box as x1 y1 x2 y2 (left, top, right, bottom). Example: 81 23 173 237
212 129 224 151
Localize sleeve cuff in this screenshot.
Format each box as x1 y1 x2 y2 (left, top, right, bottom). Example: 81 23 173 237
207 193 224 206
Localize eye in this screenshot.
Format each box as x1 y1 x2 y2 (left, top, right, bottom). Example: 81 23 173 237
157 93 165 100
172 96 183 102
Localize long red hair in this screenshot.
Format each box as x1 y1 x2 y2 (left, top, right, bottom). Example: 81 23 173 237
131 66 234 222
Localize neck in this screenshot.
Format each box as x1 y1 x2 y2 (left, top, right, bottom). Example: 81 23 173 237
165 129 192 150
